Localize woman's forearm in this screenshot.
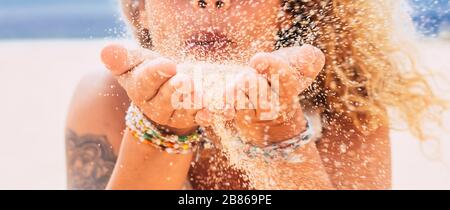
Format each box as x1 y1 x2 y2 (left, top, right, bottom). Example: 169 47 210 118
106 130 193 190
249 142 334 190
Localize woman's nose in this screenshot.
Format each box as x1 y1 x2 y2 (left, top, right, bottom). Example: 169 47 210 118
192 0 231 10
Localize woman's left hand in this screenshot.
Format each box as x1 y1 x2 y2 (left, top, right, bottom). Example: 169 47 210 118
197 44 325 147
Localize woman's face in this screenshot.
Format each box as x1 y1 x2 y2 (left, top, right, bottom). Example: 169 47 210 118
141 0 282 62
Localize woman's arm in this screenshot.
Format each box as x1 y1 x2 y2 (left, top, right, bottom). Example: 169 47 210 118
238 110 333 190
221 45 333 189
106 130 193 190
65 72 127 190
98 44 204 190
245 141 334 190
239 114 390 190
66 72 193 190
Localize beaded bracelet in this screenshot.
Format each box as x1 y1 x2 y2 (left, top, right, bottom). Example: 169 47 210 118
242 115 317 160
125 104 202 154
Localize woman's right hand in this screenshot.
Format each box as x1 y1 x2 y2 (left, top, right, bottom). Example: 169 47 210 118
101 44 204 135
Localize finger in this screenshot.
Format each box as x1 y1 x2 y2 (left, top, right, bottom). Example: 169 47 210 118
168 91 203 128
141 74 192 126
101 44 159 76
225 69 288 123
195 109 213 127
249 52 302 101
236 107 307 146
169 109 197 129
203 85 236 123
233 90 281 124
235 109 272 147
225 72 268 122
234 72 258 111
273 44 325 83
122 58 177 106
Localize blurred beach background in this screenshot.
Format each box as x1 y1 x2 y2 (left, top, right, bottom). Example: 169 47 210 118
0 0 449 189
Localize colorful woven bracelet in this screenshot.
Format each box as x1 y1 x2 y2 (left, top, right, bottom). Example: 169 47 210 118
125 103 202 154
242 115 316 160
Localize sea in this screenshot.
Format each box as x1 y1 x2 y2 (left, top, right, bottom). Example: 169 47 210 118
0 0 126 39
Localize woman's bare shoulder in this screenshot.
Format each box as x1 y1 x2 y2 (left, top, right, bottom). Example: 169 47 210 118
65 71 129 189
66 71 130 152
70 71 129 108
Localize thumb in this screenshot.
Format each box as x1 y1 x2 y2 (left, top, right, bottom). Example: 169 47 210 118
100 44 160 76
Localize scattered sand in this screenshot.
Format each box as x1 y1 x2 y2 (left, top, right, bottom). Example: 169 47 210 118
0 39 449 189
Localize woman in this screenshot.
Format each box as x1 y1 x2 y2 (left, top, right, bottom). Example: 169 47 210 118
65 0 443 190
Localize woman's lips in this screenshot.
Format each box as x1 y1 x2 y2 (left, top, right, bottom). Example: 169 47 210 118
185 31 232 54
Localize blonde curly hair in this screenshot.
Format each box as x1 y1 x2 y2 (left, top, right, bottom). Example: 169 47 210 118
286 0 446 140
122 0 447 140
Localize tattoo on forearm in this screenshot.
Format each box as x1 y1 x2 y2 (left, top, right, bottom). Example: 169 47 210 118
65 129 117 190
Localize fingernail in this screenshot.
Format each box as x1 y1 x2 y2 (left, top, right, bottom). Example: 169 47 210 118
101 44 128 72
158 68 176 78
156 59 177 77
255 58 270 70
250 53 271 70
313 48 326 69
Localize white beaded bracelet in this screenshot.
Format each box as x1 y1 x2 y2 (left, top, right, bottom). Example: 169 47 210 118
242 115 320 160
